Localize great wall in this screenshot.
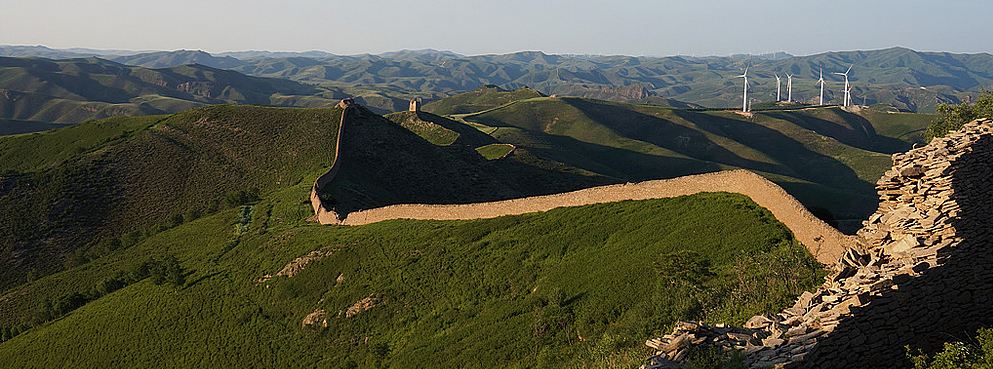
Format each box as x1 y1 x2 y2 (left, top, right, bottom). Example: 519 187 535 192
310 100 993 367
644 118 993 368
309 101 851 264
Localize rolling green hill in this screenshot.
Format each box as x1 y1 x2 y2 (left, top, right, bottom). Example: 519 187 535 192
0 104 609 291
0 102 827 368
319 107 605 216
0 106 343 290
422 85 545 115
0 190 822 368
460 97 935 227
0 57 337 132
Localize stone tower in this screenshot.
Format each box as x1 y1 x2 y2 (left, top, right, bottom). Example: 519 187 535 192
409 98 421 112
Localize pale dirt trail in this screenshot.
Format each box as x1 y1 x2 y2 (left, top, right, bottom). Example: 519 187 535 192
311 103 852 265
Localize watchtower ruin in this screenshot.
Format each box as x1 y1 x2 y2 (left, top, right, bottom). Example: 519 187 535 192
409 98 421 112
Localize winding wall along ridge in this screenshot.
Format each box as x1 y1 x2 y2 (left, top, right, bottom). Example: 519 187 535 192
309 100 852 264
340 169 851 264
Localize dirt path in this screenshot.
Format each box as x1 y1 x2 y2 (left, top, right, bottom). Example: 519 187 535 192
337 169 852 264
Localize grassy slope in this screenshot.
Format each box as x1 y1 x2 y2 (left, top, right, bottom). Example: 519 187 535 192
321 107 607 215
463 97 932 224
0 106 342 290
0 187 821 369
423 86 545 116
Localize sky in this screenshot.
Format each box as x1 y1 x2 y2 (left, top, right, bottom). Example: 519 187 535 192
2 0 991 56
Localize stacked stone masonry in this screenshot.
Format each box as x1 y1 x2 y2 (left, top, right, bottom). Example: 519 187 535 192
643 118 993 369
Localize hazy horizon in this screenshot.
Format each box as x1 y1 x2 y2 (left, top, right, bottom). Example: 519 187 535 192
2 0 992 57
5 43 993 59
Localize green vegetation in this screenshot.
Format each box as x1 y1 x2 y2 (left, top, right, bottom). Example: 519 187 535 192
926 91 993 140
475 143 515 160
0 105 342 290
423 86 545 116
321 106 605 215
909 328 993 369
0 190 822 368
461 97 932 227
385 111 460 146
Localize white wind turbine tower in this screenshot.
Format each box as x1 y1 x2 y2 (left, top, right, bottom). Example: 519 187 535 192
786 73 794 102
846 83 854 107
775 73 782 102
817 68 826 105
736 68 749 112
833 64 853 107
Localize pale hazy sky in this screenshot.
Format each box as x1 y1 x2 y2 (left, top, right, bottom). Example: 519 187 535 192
2 0 991 56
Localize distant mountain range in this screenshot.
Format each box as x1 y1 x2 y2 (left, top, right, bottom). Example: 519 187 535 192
2 45 992 115
0 56 338 125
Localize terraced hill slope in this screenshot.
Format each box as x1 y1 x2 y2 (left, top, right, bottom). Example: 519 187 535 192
460 97 934 227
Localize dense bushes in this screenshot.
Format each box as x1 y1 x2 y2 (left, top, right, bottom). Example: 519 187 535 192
926 91 993 141
0 255 185 344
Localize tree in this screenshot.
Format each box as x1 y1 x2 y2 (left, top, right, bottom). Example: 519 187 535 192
926 91 993 141
149 255 185 287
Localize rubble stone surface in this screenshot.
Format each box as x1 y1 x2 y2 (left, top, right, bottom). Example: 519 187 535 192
642 119 993 369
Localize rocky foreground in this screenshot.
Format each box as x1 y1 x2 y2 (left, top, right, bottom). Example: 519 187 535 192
644 118 993 369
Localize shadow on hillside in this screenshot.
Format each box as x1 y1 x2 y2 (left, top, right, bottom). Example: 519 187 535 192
562 99 785 175
411 112 497 147
670 110 875 196
763 110 910 154
323 106 612 215
796 135 993 369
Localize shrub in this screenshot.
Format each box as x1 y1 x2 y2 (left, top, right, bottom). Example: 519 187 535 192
909 328 993 369
926 91 993 141
149 255 185 286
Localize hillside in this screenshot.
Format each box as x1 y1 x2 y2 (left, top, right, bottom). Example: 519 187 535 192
108 50 246 69
422 85 545 115
0 102 829 368
461 97 934 227
0 57 337 131
0 191 822 368
317 106 605 216
0 103 614 291
0 106 344 290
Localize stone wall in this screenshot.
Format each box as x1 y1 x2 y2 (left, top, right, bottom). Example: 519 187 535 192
643 118 993 369
309 99 353 224
338 169 851 264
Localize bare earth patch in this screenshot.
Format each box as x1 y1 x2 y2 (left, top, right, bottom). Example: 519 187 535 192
256 247 337 284
345 295 381 318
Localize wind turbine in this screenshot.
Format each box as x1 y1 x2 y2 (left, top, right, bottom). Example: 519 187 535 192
736 68 749 112
775 73 782 102
833 64 853 107
786 73 794 103
817 68 825 105
846 84 854 107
